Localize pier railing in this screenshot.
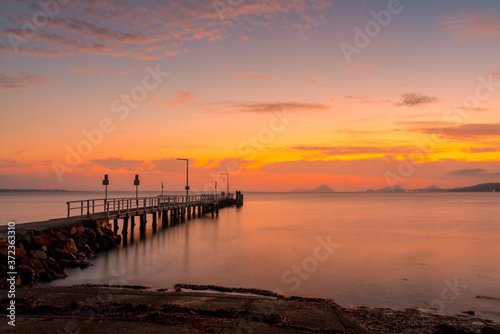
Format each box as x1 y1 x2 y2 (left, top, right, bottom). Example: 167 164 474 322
66 193 234 218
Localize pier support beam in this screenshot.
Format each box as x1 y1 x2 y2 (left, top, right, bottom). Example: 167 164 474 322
113 219 119 234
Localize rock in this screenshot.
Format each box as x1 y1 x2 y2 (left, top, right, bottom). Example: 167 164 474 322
29 249 47 260
38 270 53 282
31 259 44 269
43 258 65 274
54 231 67 242
52 248 71 259
84 228 97 241
73 235 88 248
96 226 104 236
70 226 78 235
99 234 117 250
0 264 7 276
77 225 86 235
482 326 500 334
79 260 91 269
436 324 475 334
33 235 56 249
61 238 78 254
114 235 122 245
462 310 474 315
87 240 100 253
21 257 34 267
84 244 95 257
16 247 27 258
20 264 38 284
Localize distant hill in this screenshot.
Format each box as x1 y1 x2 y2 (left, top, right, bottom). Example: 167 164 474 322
373 185 404 193
290 185 335 193
449 183 500 192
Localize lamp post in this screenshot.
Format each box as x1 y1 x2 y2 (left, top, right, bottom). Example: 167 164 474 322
161 181 164 196
102 174 109 205
134 174 140 203
177 158 189 200
215 181 217 196
221 172 229 195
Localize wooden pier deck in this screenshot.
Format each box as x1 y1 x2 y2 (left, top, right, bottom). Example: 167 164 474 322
0 191 244 239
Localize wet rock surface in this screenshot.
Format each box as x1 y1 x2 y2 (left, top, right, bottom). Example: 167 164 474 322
0 284 498 333
344 306 500 334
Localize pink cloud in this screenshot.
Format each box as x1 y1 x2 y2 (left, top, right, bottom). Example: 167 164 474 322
442 12 500 42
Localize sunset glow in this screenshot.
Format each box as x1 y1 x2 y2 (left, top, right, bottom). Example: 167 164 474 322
1 0 500 191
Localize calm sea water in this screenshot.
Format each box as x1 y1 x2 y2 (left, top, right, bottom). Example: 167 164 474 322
2 191 500 321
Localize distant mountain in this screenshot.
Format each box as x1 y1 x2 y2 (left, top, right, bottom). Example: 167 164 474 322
290 185 335 193
449 182 500 192
373 185 404 193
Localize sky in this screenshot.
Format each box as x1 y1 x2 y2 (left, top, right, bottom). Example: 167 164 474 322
1 0 500 192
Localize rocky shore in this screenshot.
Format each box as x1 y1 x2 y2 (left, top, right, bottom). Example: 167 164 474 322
0 284 499 333
0 219 121 287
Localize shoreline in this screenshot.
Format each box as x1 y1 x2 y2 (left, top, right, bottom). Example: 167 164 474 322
1 283 499 333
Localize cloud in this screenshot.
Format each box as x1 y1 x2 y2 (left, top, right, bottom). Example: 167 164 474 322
90 158 146 171
163 90 196 106
442 12 500 42
398 93 440 107
231 71 282 81
0 0 331 59
0 72 51 90
416 123 500 139
206 101 330 113
306 75 326 87
448 168 500 177
462 146 499 153
344 95 391 105
292 145 416 156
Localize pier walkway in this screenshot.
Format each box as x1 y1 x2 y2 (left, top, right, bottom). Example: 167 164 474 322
0 191 243 238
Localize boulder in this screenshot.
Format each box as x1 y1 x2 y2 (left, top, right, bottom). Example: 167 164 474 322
52 248 71 260
38 270 53 282
76 225 86 235
54 231 67 242
87 240 100 253
84 228 97 241
61 238 78 254
20 264 38 284
33 235 56 249
29 249 47 260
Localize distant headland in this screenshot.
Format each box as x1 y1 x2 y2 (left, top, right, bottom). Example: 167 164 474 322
366 182 500 193
0 189 72 193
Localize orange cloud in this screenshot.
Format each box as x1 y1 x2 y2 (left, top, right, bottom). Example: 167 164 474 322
163 90 196 106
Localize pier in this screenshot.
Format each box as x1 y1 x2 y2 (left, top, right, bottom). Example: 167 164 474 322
67 192 244 239
0 191 244 239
